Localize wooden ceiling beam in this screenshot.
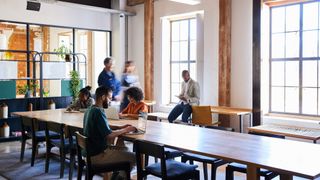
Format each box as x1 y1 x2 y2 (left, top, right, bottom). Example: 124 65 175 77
127 0 145 6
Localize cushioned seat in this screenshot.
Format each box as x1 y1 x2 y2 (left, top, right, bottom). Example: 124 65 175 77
165 148 183 159
51 138 73 150
227 163 273 176
34 130 59 140
182 152 223 164
145 160 198 178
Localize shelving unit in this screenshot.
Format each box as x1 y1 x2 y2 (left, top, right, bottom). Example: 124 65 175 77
0 49 87 142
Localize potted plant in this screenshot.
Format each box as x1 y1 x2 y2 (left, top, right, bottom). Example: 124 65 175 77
69 70 80 102
54 44 72 62
17 84 31 98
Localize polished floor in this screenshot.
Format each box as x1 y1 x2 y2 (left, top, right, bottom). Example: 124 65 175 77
0 141 310 180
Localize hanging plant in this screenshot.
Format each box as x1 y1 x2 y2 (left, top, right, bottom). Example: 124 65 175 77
69 70 80 102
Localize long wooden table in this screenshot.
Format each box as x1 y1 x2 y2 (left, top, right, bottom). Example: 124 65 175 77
12 109 320 180
248 124 320 144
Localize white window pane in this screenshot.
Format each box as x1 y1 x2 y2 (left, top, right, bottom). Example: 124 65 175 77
190 63 196 80
271 61 284 86
180 63 189 74
271 87 285 112
171 83 180 102
180 41 188 61
303 61 317 87
285 87 299 113
285 61 299 86
172 21 180 41
303 31 318 57
303 2 319 30
180 20 189 41
272 7 285 33
171 63 180 83
272 34 285 58
190 19 197 40
286 5 300 32
302 88 318 115
171 42 179 61
285 32 299 58
190 40 196 60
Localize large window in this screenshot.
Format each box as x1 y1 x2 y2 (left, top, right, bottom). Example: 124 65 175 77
170 18 197 103
270 1 320 115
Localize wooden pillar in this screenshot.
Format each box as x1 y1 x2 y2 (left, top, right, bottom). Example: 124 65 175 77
252 0 261 126
144 0 154 100
218 0 232 127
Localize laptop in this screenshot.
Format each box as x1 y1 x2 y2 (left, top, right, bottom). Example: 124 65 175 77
128 112 147 135
104 107 120 120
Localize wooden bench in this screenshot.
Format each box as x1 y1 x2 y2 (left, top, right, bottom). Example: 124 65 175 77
248 124 320 143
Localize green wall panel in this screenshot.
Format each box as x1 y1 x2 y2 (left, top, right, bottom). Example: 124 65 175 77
61 80 83 97
0 81 16 99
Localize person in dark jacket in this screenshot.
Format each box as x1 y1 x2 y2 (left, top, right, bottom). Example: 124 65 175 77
97 57 121 101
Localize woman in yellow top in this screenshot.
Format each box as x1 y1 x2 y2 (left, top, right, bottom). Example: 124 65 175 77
119 87 148 119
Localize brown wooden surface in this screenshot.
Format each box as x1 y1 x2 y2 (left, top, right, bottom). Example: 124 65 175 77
264 0 312 6
211 106 252 116
248 124 320 141
12 109 320 179
144 0 154 101
218 0 232 127
127 0 145 6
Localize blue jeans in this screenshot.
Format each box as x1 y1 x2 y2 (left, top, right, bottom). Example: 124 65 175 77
168 103 192 123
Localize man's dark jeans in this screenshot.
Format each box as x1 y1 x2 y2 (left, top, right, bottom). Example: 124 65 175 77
168 103 192 123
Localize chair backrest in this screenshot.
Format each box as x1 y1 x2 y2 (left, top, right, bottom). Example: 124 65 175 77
249 131 285 139
192 106 212 126
206 125 235 132
21 117 37 137
45 121 65 145
75 131 93 169
68 126 83 146
134 140 167 178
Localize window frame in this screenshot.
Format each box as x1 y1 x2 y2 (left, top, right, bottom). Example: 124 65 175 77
169 18 197 103
269 0 320 116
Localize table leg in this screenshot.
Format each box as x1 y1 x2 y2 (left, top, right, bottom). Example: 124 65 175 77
313 140 317 144
279 174 293 180
247 165 259 180
239 115 243 133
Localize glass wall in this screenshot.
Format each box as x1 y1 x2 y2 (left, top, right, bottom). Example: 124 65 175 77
0 20 111 99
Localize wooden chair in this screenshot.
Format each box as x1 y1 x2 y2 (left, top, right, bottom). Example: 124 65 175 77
67 126 83 180
75 132 131 180
134 139 200 180
20 117 58 166
225 132 285 180
145 115 183 166
182 126 235 180
191 106 215 126
45 121 75 178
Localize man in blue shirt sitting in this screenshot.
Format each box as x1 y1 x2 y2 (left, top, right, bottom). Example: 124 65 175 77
83 86 136 179
98 57 121 101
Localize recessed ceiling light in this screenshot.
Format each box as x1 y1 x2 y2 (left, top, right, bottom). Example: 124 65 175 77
169 0 200 5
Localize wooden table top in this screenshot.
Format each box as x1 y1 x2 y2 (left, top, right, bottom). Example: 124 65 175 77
210 106 252 116
248 124 320 141
12 109 320 179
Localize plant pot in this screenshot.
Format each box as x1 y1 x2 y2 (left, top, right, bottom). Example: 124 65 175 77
24 90 31 98
65 54 71 62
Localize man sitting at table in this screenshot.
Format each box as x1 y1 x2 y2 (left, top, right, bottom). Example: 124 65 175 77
168 70 200 123
83 86 136 179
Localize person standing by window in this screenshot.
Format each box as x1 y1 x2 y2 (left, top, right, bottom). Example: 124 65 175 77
120 61 140 111
98 57 121 101
168 70 200 123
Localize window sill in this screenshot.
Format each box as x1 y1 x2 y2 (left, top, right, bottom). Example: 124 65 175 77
265 113 320 121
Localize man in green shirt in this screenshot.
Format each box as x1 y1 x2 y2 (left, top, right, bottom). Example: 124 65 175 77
83 86 136 179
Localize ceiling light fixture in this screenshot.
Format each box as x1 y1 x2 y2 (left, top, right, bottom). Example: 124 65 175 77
169 0 200 5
